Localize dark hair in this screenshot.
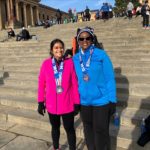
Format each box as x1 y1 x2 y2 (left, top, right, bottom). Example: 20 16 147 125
50 39 65 56
64 48 73 58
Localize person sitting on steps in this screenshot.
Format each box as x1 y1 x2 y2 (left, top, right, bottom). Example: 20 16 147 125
16 27 31 41
7 28 15 38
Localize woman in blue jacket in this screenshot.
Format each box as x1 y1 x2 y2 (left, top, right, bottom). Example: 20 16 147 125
73 27 117 150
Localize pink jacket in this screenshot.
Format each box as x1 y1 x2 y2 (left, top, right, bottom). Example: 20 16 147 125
38 58 80 115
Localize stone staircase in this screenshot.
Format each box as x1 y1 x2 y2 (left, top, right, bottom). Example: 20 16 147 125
0 17 150 149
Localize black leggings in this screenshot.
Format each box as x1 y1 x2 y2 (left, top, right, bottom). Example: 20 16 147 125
143 14 149 27
80 104 110 150
48 112 76 150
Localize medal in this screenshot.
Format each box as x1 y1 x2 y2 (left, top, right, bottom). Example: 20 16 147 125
83 74 89 81
56 86 63 94
79 45 94 82
52 58 64 94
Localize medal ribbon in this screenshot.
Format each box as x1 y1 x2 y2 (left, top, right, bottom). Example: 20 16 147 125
79 46 94 76
52 58 64 87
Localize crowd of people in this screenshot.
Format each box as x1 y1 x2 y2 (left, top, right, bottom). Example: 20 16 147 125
125 0 150 29
31 1 150 29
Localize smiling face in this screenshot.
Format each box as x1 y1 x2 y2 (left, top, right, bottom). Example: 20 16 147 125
51 42 64 60
78 32 93 51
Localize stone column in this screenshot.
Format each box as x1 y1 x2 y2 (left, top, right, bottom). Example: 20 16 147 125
8 0 14 27
30 5 34 26
6 0 11 23
10 0 13 20
36 6 40 23
23 3 27 27
16 0 20 21
0 0 2 30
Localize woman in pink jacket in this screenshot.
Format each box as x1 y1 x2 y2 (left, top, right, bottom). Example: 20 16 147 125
37 39 80 150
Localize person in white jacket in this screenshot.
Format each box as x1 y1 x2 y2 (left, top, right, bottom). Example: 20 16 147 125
127 1 134 19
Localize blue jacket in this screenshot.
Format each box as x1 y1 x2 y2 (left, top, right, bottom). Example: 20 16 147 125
73 45 117 106
100 5 109 12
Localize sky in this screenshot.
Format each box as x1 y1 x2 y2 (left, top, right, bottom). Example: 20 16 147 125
40 0 115 12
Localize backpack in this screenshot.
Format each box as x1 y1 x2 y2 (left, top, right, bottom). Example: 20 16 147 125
72 36 79 55
137 115 150 147
141 5 146 16
145 115 150 133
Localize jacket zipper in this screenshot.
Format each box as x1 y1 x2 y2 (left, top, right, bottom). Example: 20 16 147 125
56 92 58 114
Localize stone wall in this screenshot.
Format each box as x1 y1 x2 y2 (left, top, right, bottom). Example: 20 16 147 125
0 0 69 30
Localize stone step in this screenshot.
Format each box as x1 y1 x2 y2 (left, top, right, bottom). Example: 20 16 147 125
2 120 148 150
1 37 149 49
117 83 150 97
0 48 150 56
115 74 150 84
105 45 150 51
117 94 150 110
2 68 150 83
2 60 150 68
109 124 150 150
0 47 49 54
1 122 149 150
2 71 145 81
1 45 150 53
1 40 150 50
0 96 37 111
0 104 149 132
2 57 149 66
0 45 150 56
114 67 150 74
0 47 149 56
2 71 38 80
0 89 150 111
0 86 36 98
36 28 149 36
1 52 149 62
1 59 150 69
3 65 150 75
3 77 150 96
3 73 150 86
3 124 82 150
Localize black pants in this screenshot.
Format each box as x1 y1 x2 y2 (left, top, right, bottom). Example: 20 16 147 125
80 104 110 150
143 14 149 27
48 112 76 150
57 18 61 24
127 10 132 19
103 12 109 20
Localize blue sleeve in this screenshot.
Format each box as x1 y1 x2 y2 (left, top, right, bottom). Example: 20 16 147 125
102 51 117 103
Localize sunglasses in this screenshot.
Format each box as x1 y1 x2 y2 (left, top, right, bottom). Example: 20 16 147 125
79 36 92 41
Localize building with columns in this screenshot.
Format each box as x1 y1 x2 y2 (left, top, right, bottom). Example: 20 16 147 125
0 0 69 30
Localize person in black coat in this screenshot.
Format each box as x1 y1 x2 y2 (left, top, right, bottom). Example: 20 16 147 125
8 28 15 38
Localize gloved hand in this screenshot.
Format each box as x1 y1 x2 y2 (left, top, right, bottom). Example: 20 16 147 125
38 102 45 116
74 104 80 116
109 102 116 116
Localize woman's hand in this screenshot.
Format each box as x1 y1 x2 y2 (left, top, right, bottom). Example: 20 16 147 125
38 102 46 116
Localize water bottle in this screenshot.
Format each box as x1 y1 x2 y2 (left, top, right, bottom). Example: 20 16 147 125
140 118 146 134
114 111 120 127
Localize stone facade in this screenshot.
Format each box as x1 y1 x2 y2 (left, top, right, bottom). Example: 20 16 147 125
0 0 68 30
39 4 69 24
139 0 150 5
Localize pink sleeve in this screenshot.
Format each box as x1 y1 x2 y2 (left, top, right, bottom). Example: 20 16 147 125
37 61 46 102
71 60 80 104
